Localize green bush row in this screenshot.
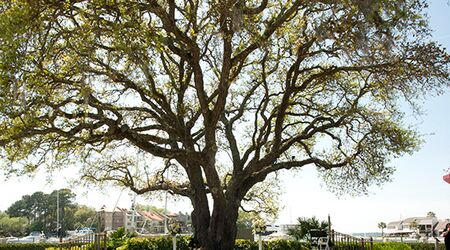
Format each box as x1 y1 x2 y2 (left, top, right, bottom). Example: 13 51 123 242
408 242 446 250
117 236 191 250
373 242 412 250
87 240 448 250
0 243 58 250
235 239 308 250
9 236 438 250
116 237 308 250
371 241 446 250
104 239 449 250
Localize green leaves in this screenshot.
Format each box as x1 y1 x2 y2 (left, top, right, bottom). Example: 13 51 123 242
288 216 329 241
0 1 448 247
3 189 80 234
0 212 29 237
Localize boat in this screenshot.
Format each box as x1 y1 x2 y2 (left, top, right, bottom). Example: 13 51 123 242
5 232 45 244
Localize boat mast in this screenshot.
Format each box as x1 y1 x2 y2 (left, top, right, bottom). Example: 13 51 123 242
164 169 169 234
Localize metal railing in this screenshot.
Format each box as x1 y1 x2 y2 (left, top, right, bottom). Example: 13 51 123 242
330 230 373 250
58 233 107 250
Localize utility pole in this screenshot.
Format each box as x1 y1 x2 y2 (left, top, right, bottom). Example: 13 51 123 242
130 194 137 233
164 169 169 234
327 214 333 250
57 189 60 229
57 189 62 242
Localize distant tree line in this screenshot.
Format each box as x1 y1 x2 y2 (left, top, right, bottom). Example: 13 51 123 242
0 189 96 236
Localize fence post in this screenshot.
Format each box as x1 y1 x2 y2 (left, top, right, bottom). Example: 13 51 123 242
173 235 177 250
103 233 108 250
329 229 333 250
95 233 97 249
258 234 262 250
370 237 373 250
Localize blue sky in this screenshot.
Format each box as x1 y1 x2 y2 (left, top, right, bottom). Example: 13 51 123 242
1 0 449 234
277 90 450 232
277 0 450 233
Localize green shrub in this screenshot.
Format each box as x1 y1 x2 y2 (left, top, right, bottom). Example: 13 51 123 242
121 235 191 250
108 227 129 249
234 239 258 250
76 227 136 250
0 243 58 250
373 242 412 250
234 239 308 250
264 239 308 250
407 242 446 250
46 247 84 250
334 241 366 249
118 237 307 250
91 227 136 250
86 241 113 250
372 241 446 250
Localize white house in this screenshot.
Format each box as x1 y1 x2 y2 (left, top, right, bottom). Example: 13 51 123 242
386 216 439 237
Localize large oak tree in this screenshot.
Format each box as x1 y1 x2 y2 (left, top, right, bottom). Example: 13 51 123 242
1 0 449 249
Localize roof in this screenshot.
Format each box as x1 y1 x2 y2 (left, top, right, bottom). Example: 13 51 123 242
165 212 179 218
387 221 402 226
402 217 436 225
139 211 164 221
435 220 450 231
402 217 424 223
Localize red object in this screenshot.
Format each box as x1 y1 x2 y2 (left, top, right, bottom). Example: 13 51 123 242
444 174 450 184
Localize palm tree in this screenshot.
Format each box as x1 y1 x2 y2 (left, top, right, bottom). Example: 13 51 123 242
426 211 436 218
288 216 329 241
378 222 387 238
409 219 420 239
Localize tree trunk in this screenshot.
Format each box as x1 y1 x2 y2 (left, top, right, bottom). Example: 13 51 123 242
191 198 240 250
190 197 210 248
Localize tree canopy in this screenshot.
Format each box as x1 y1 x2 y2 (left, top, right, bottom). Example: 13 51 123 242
0 0 448 249
4 189 95 234
426 211 436 218
0 212 28 237
378 222 386 237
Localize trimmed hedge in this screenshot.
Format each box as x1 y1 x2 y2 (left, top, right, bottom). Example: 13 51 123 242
7 237 438 250
118 237 308 250
234 239 258 250
373 242 412 250
0 243 58 250
408 242 446 250
372 241 446 250
46 247 84 250
263 240 308 250
118 236 191 250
